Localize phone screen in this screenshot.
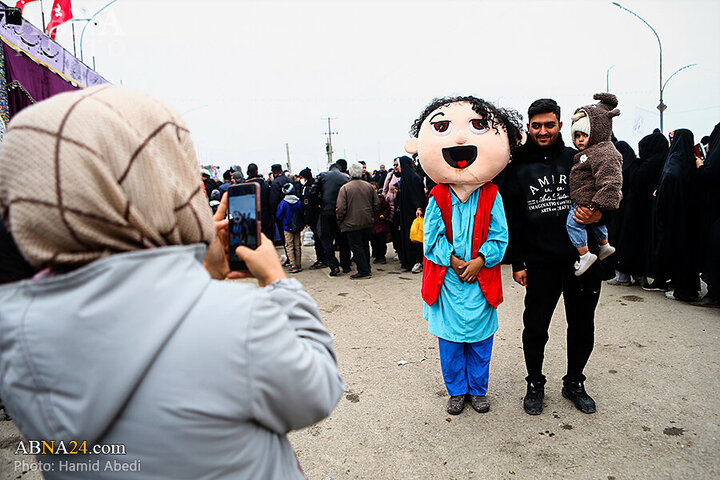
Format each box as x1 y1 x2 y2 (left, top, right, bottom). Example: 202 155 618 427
227 184 260 270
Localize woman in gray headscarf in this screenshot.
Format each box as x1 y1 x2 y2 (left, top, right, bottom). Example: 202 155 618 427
0 85 343 479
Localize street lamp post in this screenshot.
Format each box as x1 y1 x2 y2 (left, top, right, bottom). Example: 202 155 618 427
606 64 615 92
611 2 665 131
662 64 697 101
70 18 93 58
79 0 121 63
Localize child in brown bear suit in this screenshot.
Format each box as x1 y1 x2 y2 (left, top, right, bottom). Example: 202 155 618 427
566 93 623 276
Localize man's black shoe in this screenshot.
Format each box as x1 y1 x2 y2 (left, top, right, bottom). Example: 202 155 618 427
523 381 544 415
329 267 341 277
562 381 596 414
309 261 327 270
350 272 371 280
342 267 352 274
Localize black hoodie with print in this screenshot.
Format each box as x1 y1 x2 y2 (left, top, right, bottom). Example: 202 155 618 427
502 133 577 271
502 133 615 280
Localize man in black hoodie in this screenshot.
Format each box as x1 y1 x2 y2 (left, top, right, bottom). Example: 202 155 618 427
503 98 608 416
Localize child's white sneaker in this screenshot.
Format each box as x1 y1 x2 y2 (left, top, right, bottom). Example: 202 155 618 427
574 252 597 276
598 243 616 260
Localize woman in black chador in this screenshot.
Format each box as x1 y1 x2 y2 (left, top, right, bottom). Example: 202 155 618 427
694 123 720 307
613 131 669 285
397 155 426 272
648 129 701 301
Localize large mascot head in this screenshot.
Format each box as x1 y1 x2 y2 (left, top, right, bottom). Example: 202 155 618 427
405 96 522 202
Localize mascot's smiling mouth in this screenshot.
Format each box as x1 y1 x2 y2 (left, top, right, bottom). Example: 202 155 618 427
442 145 477 169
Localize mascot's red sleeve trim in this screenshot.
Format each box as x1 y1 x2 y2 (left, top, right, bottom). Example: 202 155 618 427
421 183 504 309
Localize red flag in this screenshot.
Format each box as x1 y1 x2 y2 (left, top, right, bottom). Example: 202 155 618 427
46 0 73 40
15 0 39 13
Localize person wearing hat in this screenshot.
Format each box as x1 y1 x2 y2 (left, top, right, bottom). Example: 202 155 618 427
566 94 623 276
231 170 244 185
276 183 305 273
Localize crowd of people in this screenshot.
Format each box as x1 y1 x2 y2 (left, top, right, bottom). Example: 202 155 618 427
607 125 719 307
199 118 719 308
201 155 430 279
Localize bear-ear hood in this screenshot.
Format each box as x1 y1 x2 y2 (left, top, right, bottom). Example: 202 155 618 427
573 92 620 147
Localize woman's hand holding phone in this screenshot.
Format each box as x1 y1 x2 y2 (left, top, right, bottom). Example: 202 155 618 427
203 191 286 286
229 233 287 287
203 217 231 280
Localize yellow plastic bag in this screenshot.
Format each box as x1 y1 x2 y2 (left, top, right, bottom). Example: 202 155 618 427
409 216 424 243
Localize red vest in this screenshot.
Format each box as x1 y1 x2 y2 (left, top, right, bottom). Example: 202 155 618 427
421 183 504 309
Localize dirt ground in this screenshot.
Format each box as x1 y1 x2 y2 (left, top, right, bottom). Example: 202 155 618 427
2 247 718 480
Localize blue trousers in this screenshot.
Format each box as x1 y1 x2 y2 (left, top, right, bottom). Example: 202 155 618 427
566 205 607 248
438 336 494 396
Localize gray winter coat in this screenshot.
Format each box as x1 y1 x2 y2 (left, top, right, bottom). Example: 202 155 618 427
0 245 344 479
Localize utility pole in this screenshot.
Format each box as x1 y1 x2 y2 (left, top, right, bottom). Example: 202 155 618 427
322 117 338 169
285 143 291 174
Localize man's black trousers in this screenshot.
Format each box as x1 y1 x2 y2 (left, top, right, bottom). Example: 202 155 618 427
346 228 372 275
310 222 326 263
522 263 601 384
319 214 350 270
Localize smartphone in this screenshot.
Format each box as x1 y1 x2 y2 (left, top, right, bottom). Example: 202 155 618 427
693 143 706 160
227 183 261 271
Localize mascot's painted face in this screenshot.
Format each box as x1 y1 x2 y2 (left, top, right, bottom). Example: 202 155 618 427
405 102 510 198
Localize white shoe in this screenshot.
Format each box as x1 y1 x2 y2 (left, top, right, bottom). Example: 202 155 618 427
411 262 423 273
598 243 616 260
574 253 597 276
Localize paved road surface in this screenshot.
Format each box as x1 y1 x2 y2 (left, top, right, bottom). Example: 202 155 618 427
2 247 718 479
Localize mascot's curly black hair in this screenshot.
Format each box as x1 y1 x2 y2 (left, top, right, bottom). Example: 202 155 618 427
409 96 523 150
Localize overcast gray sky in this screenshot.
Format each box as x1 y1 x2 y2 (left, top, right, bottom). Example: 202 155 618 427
21 0 720 176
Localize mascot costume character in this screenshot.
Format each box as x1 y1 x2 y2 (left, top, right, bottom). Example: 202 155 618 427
405 96 522 415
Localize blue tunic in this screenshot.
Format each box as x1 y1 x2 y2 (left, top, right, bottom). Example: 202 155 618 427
422 187 508 343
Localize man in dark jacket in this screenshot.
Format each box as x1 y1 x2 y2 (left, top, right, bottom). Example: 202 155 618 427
336 162 379 279
299 167 326 269
246 163 274 240
502 98 610 416
311 162 350 276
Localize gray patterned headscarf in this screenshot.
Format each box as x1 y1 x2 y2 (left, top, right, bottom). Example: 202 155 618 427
0 85 214 269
